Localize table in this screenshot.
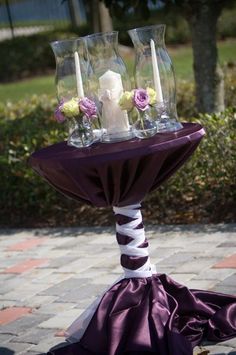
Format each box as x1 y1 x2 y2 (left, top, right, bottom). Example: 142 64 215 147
29 123 236 355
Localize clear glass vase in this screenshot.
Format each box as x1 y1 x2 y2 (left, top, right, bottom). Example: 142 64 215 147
50 38 95 147
128 25 183 132
68 117 94 148
132 110 157 139
85 31 133 142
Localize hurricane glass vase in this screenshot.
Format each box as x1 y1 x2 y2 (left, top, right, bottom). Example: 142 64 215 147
50 38 95 148
85 31 133 143
128 25 183 132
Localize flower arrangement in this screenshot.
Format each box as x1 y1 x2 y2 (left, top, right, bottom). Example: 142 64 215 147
54 97 97 123
119 87 157 112
119 87 158 139
54 97 97 147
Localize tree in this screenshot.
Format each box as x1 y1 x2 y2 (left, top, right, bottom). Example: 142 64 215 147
176 0 225 113
85 0 113 33
103 0 228 114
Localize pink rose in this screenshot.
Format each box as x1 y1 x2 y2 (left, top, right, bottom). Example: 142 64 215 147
133 89 150 111
79 97 97 119
54 103 66 123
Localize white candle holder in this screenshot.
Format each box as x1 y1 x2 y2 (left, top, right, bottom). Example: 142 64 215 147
128 25 183 132
85 31 134 143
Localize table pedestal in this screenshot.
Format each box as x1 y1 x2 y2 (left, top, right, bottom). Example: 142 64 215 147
49 205 236 355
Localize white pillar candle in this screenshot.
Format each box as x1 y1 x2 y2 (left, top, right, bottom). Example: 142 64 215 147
99 70 129 134
150 39 163 102
74 51 84 98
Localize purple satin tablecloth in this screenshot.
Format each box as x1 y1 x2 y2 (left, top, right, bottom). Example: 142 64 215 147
29 123 236 355
29 123 204 207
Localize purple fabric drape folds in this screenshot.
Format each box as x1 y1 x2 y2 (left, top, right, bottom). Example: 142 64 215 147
29 123 205 207
48 275 236 355
29 123 236 354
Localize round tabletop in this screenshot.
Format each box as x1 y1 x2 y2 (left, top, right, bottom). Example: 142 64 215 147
29 122 205 207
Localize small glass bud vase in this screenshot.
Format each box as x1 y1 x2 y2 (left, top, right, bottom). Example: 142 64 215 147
51 38 95 148
128 25 183 132
85 31 133 143
68 117 94 148
132 109 157 139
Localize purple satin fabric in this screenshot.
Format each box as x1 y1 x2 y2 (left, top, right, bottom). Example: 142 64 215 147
30 123 236 354
48 274 236 355
29 123 205 207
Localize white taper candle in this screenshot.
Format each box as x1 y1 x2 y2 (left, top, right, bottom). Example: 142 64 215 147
74 51 84 98
150 39 163 102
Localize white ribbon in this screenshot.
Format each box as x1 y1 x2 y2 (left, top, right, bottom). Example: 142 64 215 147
65 203 156 343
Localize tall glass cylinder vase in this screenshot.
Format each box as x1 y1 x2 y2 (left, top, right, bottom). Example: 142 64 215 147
85 31 133 142
50 38 95 148
128 25 183 132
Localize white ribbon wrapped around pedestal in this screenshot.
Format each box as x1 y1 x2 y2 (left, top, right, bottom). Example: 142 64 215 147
65 203 156 343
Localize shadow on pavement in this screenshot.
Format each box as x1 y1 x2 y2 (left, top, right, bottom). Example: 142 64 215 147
0 347 46 355
0 348 14 355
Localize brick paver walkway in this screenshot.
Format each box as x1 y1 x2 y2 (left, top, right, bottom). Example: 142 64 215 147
0 225 236 354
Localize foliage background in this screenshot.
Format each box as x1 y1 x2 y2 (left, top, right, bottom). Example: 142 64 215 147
0 4 236 227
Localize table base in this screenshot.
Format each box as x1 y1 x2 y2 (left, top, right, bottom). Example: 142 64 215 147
48 205 236 355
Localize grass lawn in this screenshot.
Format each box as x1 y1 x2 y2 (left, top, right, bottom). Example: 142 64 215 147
0 39 235 103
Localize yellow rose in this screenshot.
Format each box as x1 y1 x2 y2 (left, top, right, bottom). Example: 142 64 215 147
61 98 80 118
146 87 157 105
119 91 134 111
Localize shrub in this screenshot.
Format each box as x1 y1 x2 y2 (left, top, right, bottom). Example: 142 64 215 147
0 29 82 83
0 93 235 227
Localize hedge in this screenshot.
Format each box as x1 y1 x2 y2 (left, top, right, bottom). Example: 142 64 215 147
0 87 235 227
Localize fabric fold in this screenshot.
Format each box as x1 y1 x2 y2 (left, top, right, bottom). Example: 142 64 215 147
48 274 236 355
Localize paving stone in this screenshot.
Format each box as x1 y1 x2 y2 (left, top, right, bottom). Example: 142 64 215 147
11 327 56 345
193 268 235 281
174 258 220 273
0 307 32 325
91 273 120 285
210 284 236 295
30 337 65 353
56 283 107 303
0 282 52 302
183 279 218 290
168 273 196 283
0 342 33 354
45 256 78 268
220 338 236 348
1 313 51 335
3 259 49 274
204 345 234 353
0 277 27 295
217 241 236 247
156 252 195 266
57 256 106 273
40 278 90 296
38 309 84 329
213 253 236 268
23 295 58 308
0 333 15 344
31 272 75 286
216 273 236 286
7 238 48 251
36 302 77 314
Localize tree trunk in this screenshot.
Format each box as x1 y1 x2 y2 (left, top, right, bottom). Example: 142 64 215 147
91 0 100 33
68 0 83 28
184 1 224 113
98 1 113 32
